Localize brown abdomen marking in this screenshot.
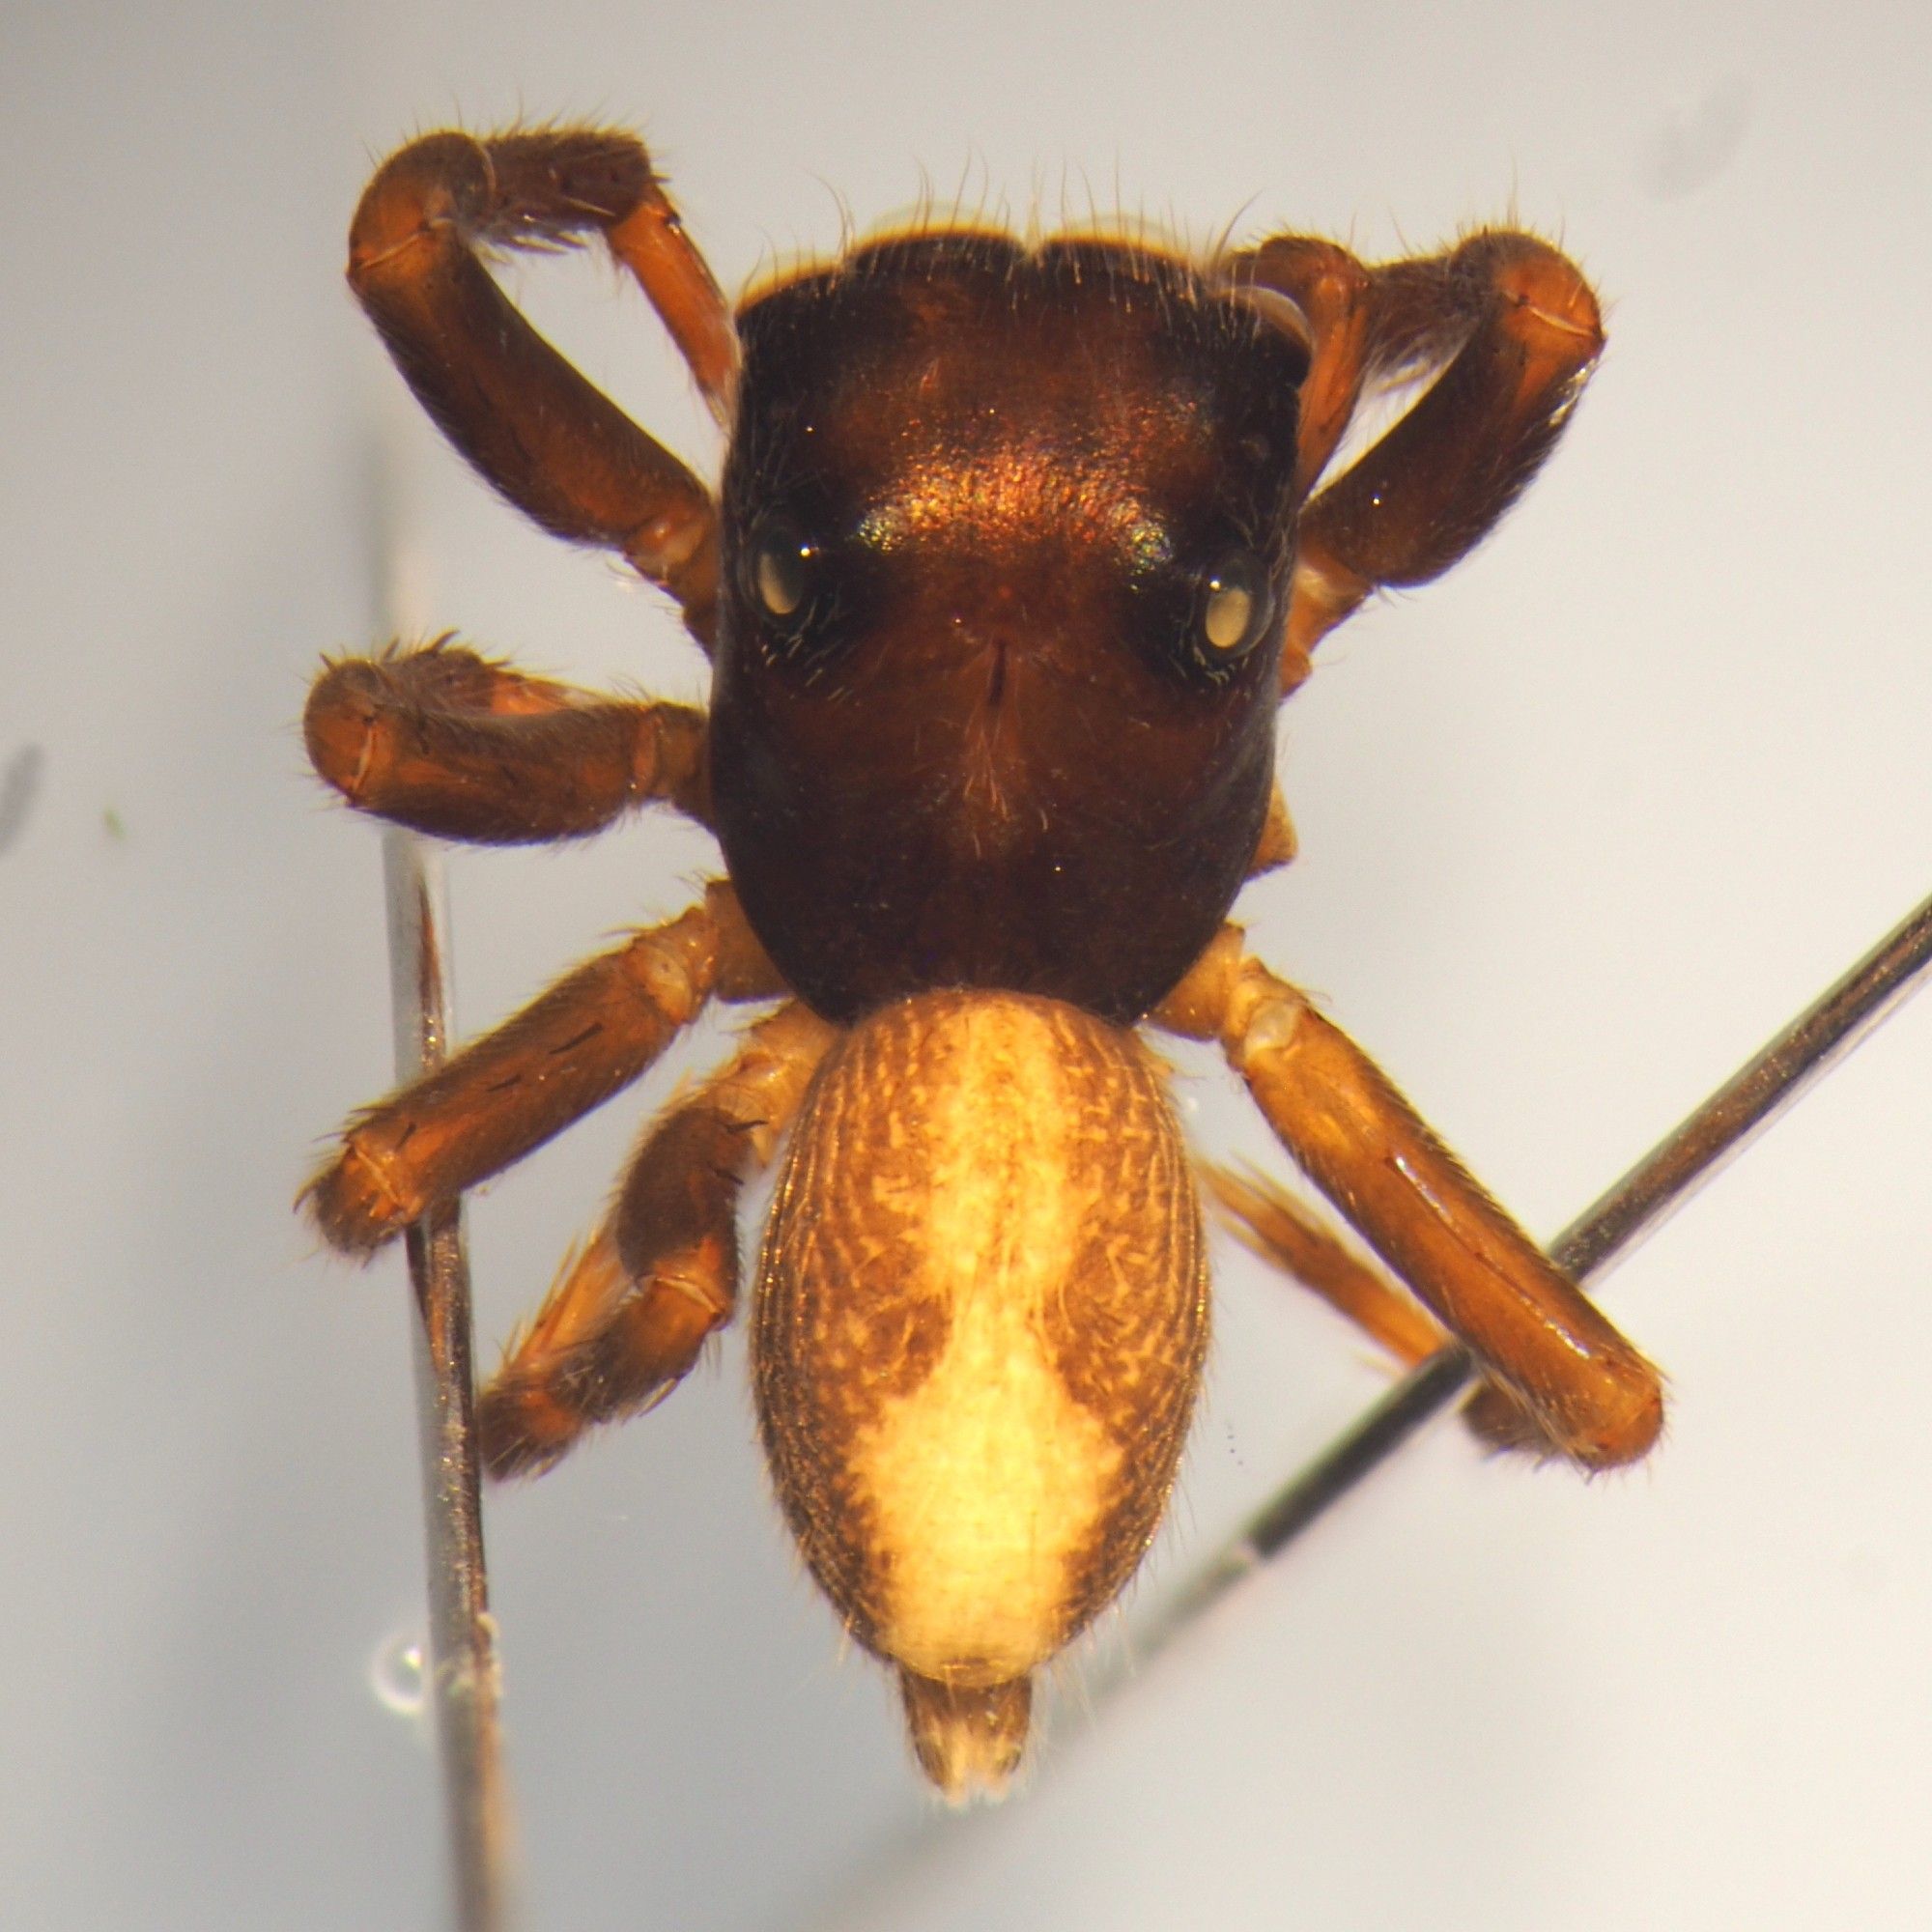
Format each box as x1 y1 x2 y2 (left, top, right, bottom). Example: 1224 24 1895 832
752 990 1208 1761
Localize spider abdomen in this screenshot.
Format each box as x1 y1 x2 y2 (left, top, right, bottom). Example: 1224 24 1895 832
752 988 1208 1796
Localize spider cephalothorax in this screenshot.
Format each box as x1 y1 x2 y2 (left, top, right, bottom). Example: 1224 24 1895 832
712 231 1308 1023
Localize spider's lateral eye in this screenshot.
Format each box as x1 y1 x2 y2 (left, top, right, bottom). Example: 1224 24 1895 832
1194 550 1271 661
1202 576 1255 652
748 516 819 625
742 514 827 634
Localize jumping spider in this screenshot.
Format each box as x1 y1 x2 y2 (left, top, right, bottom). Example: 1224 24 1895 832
303 125 1662 1800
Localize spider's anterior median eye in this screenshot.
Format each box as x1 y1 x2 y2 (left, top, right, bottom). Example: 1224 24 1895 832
746 514 822 628
1193 550 1273 663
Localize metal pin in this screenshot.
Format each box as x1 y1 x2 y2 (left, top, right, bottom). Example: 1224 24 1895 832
366 399 517 1927
383 830 518 1931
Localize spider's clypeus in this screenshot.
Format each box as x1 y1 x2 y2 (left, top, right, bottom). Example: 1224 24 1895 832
303 125 1662 1800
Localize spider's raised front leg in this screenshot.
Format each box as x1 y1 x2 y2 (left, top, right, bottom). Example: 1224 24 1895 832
304 639 710 842
349 125 733 639
479 1000 838 1479
1231 228 1605 688
1157 929 1662 1469
304 882 781 1256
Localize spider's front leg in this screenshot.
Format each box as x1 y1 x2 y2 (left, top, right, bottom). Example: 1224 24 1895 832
1158 930 1662 1469
349 125 733 639
299 640 750 1253
1233 227 1605 684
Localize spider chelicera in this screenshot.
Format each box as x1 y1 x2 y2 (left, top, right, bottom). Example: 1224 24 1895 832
302 125 1662 1800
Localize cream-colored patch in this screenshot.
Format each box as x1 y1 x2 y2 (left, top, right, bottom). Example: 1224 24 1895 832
851 1005 1121 1684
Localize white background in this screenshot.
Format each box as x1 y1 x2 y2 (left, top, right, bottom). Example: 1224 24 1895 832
5 3 1930 1927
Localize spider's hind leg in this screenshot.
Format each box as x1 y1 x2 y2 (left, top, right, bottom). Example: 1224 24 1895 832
305 882 781 1254
479 1000 838 1479
1207 1165 1547 1458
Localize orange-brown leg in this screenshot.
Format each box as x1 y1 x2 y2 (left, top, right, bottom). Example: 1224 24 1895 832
1232 236 1374 501
1246 783 1297 879
304 882 781 1255
348 126 733 639
303 639 710 842
1208 1164 1445 1364
1157 929 1662 1469
1208 1164 1544 1456
1232 229 1605 684
478 1000 838 1478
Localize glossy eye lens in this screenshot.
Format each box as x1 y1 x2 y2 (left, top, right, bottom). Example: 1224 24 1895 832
748 517 818 623
1203 576 1254 651
1195 551 1270 659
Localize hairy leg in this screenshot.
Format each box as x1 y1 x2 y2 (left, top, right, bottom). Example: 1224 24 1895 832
1208 1164 1544 1455
304 639 709 841
1234 228 1605 686
1157 928 1662 1468
305 883 779 1253
348 126 733 639
478 1000 838 1478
